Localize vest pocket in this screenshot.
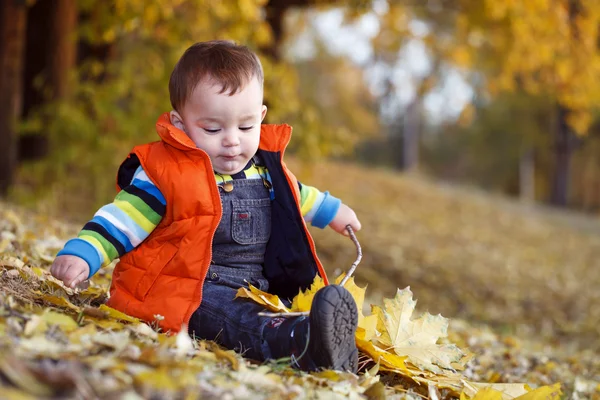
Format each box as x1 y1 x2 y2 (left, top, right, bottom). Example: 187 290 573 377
134 241 179 301
231 198 271 245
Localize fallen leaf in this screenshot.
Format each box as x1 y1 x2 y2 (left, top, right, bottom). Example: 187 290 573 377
290 275 327 312
373 287 465 373
1 256 25 270
208 342 240 371
98 304 139 323
463 387 503 400
335 275 378 340
357 337 409 373
40 310 79 332
516 383 561 399
0 356 54 397
23 315 47 337
235 284 290 313
33 291 81 313
462 381 541 400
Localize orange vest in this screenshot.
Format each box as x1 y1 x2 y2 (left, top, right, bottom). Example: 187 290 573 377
106 113 328 333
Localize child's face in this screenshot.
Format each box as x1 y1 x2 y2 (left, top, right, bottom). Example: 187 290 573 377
170 76 267 175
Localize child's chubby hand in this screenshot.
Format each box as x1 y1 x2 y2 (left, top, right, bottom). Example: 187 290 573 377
50 255 90 289
328 203 361 236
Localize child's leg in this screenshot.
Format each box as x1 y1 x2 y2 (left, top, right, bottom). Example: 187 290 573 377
188 268 273 361
262 285 359 372
189 267 359 372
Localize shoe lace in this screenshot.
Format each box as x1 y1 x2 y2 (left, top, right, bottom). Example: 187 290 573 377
290 323 310 369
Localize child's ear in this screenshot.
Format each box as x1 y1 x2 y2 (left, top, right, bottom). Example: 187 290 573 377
260 105 267 122
170 110 187 132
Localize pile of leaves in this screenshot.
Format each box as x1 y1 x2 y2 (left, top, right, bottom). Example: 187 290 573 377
2 156 600 398
0 204 371 399
0 202 563 399
238 275 562 399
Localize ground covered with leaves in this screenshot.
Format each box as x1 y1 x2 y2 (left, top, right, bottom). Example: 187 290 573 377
1 158 599 399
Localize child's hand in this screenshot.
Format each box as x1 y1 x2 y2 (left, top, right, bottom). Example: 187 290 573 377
50 255 90 289
328 203 361 236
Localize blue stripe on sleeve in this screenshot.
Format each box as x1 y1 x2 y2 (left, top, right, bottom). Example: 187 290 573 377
131 178 166 205
90 215 134 253
57 238 103 278
311 191 342 229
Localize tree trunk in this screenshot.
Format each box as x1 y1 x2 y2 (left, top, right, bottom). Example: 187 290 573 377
402 98 420 171
20 0 77 162
550 106 572 207
519 148 535 203
49 0 77 99
263 4 286 60
0 0 27 196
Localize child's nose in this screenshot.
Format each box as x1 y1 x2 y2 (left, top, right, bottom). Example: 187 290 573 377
222 130 240 147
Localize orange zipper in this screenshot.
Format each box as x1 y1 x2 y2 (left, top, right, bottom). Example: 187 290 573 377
183 153 223 329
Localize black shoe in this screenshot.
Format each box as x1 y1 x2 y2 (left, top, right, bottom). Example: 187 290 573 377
263 285 359 373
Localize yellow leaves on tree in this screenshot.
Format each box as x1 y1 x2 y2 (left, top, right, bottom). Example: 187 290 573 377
477 0 600 134
375 1 600 134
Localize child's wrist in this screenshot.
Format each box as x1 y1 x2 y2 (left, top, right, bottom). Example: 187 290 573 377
311 192 341 228
57 239 99 278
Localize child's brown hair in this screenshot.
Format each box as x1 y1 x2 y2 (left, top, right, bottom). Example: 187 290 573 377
169 40 264 111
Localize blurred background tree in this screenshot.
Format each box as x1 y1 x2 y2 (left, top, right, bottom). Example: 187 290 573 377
1 0 600 217
373 0 600 206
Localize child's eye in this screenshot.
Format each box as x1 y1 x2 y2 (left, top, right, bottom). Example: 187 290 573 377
204 128 221 133
239 126 254 131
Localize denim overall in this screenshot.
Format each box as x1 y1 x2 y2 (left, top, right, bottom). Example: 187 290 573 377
188 171 275 360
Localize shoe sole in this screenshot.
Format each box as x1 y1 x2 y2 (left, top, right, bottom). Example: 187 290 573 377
308 285 359 373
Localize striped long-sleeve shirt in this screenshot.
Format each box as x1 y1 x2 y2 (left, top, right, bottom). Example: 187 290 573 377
58 163 341 278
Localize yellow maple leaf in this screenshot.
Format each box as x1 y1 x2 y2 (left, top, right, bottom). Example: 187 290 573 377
462 381 528 399
333 275 378 336
235 284 291 313
235 277 454 375
461 387 503 400
373 287 465 374
98 304 140 323
461 382 561 400
234 274 386 362
515 383 561 400
290 275 327 312
356 336 409 373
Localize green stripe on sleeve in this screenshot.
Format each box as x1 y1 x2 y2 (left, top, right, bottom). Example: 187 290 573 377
79 230 118 263
300 184 319 216
115 190 162 225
